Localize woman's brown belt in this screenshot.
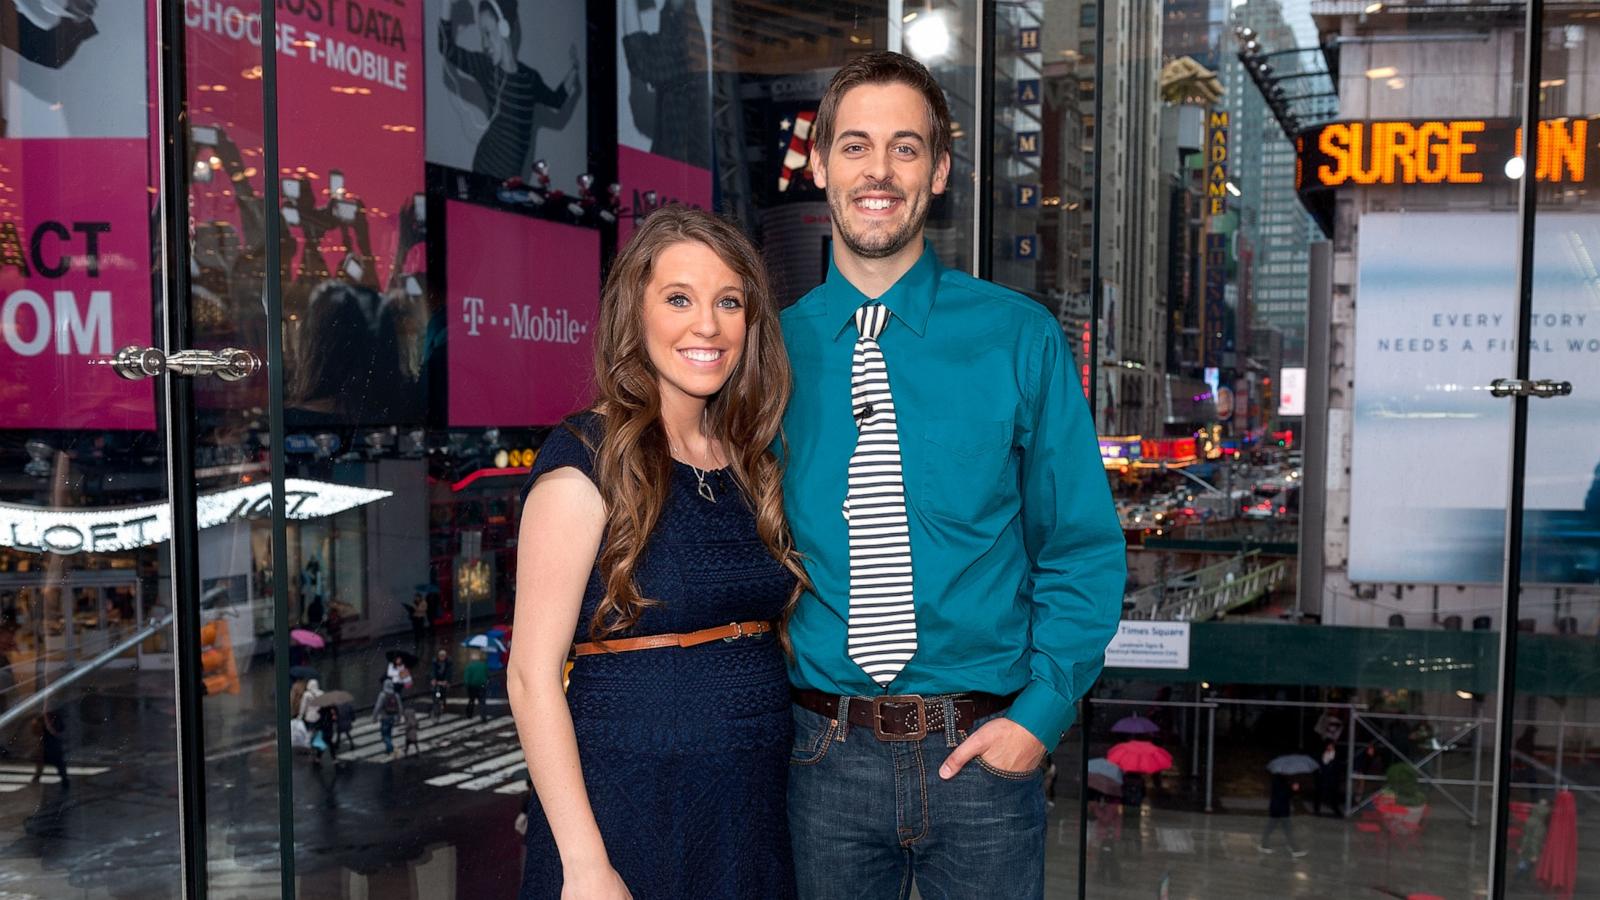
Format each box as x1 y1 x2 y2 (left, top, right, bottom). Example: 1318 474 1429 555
571 620 774 657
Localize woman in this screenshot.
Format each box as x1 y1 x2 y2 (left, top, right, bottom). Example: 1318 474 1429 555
509 207 804 899
371 678 404 759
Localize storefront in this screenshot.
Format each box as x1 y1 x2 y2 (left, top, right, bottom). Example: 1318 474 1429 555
0 1 1592 898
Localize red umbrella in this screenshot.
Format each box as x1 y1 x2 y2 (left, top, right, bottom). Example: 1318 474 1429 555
1536 790 1578 899
289 628 325 649
1107 740 1173 774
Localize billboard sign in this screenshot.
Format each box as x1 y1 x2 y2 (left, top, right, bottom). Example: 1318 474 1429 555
1349 212 1600 584
446 201 598 426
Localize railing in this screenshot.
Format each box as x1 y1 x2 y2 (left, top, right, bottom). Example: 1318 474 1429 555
1123 550 1290 621
1085 695 1600 827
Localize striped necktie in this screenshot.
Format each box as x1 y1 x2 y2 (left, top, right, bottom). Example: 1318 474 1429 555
846 302 917 686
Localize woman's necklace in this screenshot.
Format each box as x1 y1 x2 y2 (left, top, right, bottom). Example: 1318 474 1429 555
671 415 719 504
686 461 716 503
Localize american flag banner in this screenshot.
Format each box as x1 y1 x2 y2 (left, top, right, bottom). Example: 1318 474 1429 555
776 110 817 192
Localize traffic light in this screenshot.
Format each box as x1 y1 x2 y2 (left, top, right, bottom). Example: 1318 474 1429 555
200 619 240 696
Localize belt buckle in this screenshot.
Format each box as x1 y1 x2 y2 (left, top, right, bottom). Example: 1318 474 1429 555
722 622 746 643
871 695 927 741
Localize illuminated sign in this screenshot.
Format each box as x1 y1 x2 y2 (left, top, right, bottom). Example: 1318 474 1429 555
0 479 393 555
1278 366 1306 416
1298 118 1594 190
1206 110 1230 216
1016 131 1040 157
1016 183 1039 208
1019 27 1040 51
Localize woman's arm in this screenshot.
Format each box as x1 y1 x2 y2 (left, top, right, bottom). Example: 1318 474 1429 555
507 468 630 897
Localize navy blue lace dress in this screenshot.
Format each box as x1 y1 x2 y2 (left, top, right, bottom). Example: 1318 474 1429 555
518 413 797 900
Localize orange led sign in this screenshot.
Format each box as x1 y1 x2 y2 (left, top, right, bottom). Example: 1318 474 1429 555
1298 118 1594 189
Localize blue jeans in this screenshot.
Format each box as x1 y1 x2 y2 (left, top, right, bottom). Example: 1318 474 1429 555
379 716 395 754
788 702 1046 900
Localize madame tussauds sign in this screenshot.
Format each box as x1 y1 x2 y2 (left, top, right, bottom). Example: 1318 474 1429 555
0 478 392 555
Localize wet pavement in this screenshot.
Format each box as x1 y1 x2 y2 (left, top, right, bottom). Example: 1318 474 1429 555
1 641 1595 898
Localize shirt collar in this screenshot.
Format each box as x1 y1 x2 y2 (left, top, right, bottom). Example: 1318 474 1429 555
823 240 941 339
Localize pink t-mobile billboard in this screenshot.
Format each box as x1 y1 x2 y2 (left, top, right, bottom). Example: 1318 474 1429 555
0 140 156 430
446 200 598 426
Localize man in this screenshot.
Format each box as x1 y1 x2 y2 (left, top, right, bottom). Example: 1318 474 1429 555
430 647 454 717
436 0 580 181
780 51 1125 898
463 650 489 722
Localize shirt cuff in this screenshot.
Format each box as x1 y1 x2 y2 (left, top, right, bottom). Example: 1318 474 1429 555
1007 680 1076 751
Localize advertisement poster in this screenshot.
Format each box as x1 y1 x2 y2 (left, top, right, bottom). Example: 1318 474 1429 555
0 2 153 430
616 0 712 240
1349 212 1600 584
445 200 597 426
425 0 586 185
184 0 428 424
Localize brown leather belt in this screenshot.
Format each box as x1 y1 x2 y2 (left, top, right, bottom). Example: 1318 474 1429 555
792 688 1018 741
571 620 773 657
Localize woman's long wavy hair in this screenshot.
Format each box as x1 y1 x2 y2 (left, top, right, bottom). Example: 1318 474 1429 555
582 206 809 650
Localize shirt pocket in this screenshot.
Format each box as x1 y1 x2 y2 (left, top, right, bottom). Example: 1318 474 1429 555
916 418 1014 526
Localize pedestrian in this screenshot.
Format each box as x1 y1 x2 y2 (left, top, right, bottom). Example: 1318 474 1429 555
1313 739 1342 816
288 678 308 723
1354 741 1383 803
317 703 340 764
403 707 420 756
1259 774 1308 856
508 207 804 898
324 602 343 660
298 678 324 723
386 653 413 696
778 51 1126 899
408 591 429 653
463 650 489 722
430 648 453 717
336 700 356 751
30 709 67 789
371 678 403 759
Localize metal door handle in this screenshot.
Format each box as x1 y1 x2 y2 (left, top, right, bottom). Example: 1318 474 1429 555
1486 378 1572 399
91 346 261 382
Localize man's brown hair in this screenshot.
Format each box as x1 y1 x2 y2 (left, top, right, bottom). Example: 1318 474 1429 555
814 51 953 168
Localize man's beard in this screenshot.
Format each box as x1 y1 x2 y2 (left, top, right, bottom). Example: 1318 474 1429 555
828 179 931 260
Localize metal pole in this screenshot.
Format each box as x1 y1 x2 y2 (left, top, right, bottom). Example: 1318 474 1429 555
1489 2 1542 896
1205 705 1215 813
154 2 207 896
1555 720 1565 786
1078 2 1108 894
0 612 174 733
1298 241 1332 621
1346 704 1358 816
974 0 995 278
256 0 296 895
1077 692 1093 900
1473 718 1484 826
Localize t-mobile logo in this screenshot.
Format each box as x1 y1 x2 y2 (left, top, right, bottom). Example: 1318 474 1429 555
459 295 589 345
462 296 485 336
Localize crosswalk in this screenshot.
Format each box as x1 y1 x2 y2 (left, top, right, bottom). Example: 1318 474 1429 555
0 761 110 792
328 707 529 795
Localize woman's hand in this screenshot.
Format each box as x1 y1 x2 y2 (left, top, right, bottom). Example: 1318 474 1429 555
560 866 633 900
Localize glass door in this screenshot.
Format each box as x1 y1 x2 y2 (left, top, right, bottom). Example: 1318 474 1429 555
1501 5 1599 897
0 1 191 895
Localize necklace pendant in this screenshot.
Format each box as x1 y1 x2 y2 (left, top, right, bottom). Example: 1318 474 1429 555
697 479 717 503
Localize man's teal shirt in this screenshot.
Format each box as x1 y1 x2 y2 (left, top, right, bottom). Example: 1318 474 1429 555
779 242 1127 747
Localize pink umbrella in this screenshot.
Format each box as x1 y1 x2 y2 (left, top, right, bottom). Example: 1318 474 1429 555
1537 790 1578 899
289 628 325 649
1107 740 1173 774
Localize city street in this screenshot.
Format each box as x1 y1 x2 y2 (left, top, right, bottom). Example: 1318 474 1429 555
0 639 528 899
3 636 1596 899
